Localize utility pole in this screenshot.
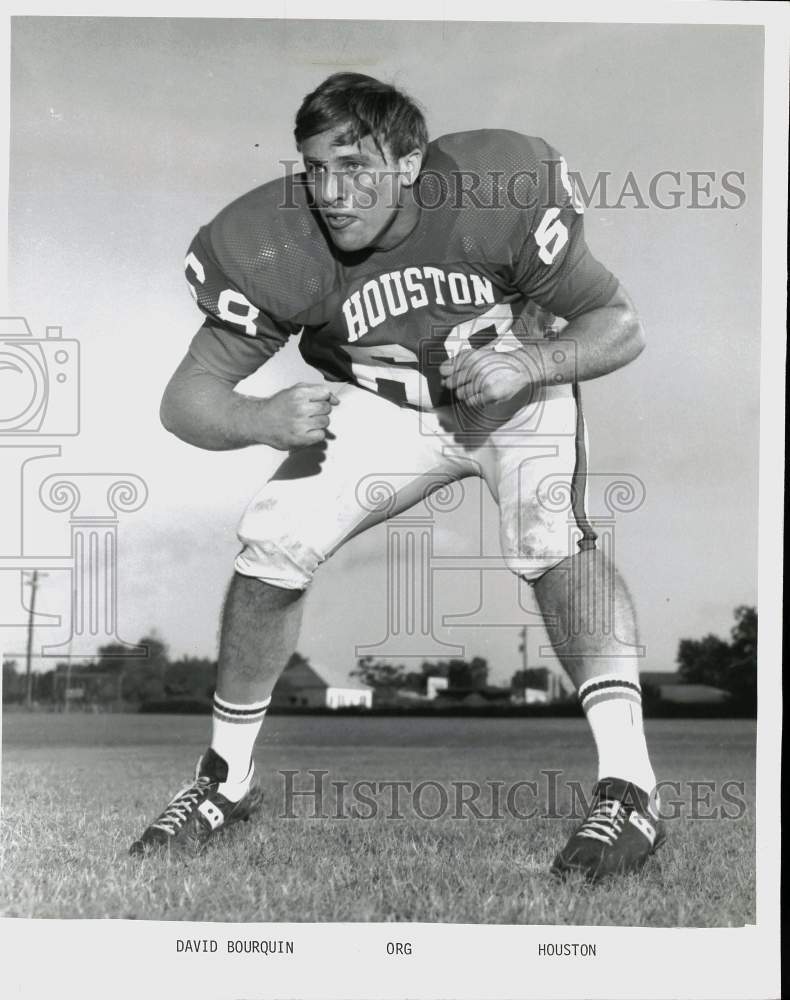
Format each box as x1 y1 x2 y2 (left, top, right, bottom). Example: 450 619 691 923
63 634 74 714
518 626 528 673
24 570 44 710
516 626 528 703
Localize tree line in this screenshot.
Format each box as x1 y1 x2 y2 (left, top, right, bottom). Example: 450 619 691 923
351 655 492 695
672 605 757 713
2 634 215 709
2 606 756 713
352 606 757 712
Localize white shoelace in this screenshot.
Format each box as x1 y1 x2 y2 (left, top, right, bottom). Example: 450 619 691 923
151 777 213 835
576 799 627 846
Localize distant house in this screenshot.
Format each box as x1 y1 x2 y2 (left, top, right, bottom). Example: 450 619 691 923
640 671 730 705
426 676 449 700
655 684 730 705
511 667 571 704
271 660 373 710
523 687 549 705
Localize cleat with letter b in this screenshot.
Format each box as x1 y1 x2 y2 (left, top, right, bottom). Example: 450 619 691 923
129 748 261 856
550 776 666 883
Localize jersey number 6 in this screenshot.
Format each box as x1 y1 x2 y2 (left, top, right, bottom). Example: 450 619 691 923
534 208 569 265
185 252 261 336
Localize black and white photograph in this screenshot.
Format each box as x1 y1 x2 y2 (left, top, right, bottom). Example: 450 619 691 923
0 4 785 999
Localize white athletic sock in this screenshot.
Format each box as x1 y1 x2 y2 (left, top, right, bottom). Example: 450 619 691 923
210 694 270 791
578 674 657 799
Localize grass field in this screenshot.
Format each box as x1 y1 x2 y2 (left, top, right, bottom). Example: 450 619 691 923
0 713 755 925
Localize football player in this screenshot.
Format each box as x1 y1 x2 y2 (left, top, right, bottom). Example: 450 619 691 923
130 73 664 881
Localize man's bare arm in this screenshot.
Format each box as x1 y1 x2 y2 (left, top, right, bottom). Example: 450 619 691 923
160 351 338 451
544 283 645 383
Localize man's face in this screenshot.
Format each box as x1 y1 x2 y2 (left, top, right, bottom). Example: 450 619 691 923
300 127 420 252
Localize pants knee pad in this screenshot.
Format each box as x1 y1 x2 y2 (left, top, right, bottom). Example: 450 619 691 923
500 516 584 582
235 517 323 590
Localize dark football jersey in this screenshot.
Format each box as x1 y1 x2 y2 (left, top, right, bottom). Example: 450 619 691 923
185 129 617 409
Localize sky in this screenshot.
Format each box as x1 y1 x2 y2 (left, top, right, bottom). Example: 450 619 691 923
2 17 764 685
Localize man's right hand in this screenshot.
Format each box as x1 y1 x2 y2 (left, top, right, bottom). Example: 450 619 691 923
258 383 340 450
160 352 342 452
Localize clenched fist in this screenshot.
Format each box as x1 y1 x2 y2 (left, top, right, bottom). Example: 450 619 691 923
259 383 340 450
439 345 539 407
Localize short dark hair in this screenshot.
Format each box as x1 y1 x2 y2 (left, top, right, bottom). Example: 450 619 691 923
294 73 428 160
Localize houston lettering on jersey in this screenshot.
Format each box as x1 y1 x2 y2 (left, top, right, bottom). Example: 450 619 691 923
342 267 496 342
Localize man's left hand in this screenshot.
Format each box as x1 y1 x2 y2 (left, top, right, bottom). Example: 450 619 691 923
439 345 542 407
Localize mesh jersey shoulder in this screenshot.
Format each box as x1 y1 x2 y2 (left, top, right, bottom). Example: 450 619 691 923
427 128 553 182
201 173 336 322
418 129 615 320
418 129 559 262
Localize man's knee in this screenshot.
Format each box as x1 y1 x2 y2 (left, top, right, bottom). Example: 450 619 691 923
228 570 307 606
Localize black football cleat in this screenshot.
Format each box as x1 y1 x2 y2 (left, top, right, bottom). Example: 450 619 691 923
550 776 666 883
129 748 262 856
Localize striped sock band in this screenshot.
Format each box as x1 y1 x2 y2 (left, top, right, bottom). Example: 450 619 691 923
212 694 271 725
578 674 642 712
211 694 271 789
578 674 655 793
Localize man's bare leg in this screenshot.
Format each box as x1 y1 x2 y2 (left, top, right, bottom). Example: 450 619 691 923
207 573 305 785
216 573 305 703
129 573 300 854
535 547 665 879
533 547 656 795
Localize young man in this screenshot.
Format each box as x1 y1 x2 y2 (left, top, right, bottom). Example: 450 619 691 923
131 73 663 881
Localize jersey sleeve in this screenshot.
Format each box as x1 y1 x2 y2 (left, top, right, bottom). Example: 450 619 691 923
184 225 300 381
513 143 618 320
